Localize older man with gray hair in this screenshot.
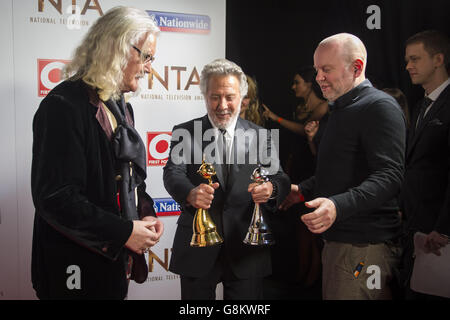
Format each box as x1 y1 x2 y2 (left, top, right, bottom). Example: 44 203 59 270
281 33 406 299
164 58 290 300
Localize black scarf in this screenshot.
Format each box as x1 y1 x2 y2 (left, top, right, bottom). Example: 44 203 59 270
104 96 147 221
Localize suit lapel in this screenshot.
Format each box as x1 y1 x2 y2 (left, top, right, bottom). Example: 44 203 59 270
406 102 421 158
407 85 450 160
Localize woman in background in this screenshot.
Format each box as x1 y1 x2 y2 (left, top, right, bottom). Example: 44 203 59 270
240 75 265 127
263 66 328 181
262 66 328 300
382 88 410 128
263 67 327 137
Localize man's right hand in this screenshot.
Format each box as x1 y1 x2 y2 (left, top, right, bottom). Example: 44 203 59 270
186 182 219 209
279 184 304 210
125 220 160 255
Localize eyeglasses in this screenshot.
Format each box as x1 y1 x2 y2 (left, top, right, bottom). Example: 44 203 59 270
132 45 155 64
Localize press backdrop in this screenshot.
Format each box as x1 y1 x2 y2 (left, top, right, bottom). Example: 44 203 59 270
0 0 225 300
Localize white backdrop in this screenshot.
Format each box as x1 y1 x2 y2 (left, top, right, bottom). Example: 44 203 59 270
0 0 225 300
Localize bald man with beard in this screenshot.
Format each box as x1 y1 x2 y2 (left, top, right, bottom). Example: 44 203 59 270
280 33 406 299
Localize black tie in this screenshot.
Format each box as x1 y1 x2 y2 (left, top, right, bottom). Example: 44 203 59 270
416 97 433 128
219 129 229 185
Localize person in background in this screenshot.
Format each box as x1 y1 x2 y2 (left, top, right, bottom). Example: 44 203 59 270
263 66 328 180
31 6 164 299
240 75 265 127
262 67 328 135
280 33 406 300
382 88 411 129
401 30 450 300
261 67 328 300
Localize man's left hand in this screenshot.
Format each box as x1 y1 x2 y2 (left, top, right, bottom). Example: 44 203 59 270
301 197 336 233
248 182 273 204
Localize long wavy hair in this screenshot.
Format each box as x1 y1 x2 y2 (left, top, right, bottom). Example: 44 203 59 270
63 6 159 101
294 66 324 100
243 75 265 126
382 88 410 128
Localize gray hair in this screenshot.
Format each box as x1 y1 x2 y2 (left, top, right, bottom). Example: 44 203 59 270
64 6 160 101
200 59 248 97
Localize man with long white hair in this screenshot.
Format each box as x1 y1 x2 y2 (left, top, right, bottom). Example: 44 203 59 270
31 6 164 299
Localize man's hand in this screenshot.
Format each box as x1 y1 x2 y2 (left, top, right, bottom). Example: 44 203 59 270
301 197 336 234
424 231 450 256
186 183 220 209
142 215 164 239
248 182 273 204
279 184 304 210
125 219 162 255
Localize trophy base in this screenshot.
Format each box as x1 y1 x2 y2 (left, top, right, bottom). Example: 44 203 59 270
190 231 223 247
243 231 275 246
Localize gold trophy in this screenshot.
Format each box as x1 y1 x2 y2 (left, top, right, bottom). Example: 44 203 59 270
243 165 275 246
190 155 224 247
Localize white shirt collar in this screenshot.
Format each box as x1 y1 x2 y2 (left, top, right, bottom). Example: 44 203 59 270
426 78 450 102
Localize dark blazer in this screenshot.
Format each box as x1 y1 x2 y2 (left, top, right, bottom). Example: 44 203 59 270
163 115 290 279
401 83 450 236
31 79 154 299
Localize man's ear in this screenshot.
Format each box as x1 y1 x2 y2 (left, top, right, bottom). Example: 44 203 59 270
353 59 364 77
433 52 445 68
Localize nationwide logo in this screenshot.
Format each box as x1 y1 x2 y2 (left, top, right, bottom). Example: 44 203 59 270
153 198 181 216
38 59 70 97
147 132 171 166
146 10 210 34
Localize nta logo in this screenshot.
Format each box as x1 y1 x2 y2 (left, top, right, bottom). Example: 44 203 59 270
149 66 200 91
38 0 103 16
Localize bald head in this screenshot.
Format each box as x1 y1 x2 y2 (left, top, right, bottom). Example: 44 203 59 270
313 33 367 101
318 33 368 74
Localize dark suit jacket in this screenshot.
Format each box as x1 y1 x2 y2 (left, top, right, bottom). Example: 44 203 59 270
401 83 450 236
31 79 155 299
163 115 290 279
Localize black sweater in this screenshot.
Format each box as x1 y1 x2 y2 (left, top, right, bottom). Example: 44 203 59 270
300 80 406 243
